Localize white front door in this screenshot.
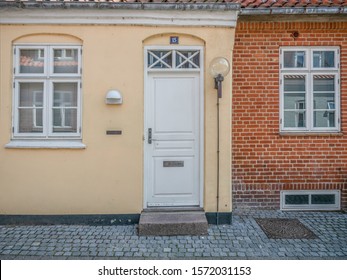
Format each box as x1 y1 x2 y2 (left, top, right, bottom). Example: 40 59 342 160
144 69 202 207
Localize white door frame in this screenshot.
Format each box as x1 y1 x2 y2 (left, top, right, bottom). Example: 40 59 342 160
143 45 204 209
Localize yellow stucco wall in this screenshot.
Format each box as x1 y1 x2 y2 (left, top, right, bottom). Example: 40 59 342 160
0 24 234 215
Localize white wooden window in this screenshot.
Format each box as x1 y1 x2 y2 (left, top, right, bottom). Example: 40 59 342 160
280 47 340 132
12 45 82 140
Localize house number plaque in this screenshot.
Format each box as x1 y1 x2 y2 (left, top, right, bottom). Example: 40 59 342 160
163 161 184 167
170 36 179 45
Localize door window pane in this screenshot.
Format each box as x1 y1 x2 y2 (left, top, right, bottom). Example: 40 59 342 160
19 49 45 74
176 51 200 69
148 51 172 69
283 51 305 68
52 83 78 133
54 48 79 73
313 51 335 68
18 83 44 133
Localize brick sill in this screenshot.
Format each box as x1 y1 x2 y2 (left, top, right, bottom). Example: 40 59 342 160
279 132 344 137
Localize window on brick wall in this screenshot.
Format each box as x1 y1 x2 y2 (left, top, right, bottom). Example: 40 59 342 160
7 44 84 149
280 47 340 133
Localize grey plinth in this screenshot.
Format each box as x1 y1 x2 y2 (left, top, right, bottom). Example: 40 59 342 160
138 211 208 236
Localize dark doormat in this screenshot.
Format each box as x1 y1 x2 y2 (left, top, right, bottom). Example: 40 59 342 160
255 218 318 239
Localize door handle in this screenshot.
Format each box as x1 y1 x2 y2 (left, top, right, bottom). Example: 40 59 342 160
148 128 152 144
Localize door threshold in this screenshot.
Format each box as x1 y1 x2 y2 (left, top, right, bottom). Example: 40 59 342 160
143 207 204 213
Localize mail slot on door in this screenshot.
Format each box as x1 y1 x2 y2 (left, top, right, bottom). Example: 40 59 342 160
163 161 184 167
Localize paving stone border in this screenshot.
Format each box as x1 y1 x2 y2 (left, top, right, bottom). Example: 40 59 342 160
0 210 346 260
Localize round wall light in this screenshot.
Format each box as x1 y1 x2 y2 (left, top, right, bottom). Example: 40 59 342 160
105 90 123 105
208 57 230 98
209 57 230 78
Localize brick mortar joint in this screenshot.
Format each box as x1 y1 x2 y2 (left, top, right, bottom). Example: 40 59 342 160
236 22 347 31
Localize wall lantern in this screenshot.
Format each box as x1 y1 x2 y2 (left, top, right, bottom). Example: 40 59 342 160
208 57 230 98
208 57 230 224
105 89 123 105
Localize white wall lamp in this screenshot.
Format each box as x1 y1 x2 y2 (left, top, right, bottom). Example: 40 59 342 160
208 57 230 98
105 89 123 105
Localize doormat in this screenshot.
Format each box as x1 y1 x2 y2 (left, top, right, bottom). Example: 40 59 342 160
255 218 317 239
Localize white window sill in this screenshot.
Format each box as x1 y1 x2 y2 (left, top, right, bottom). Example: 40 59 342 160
5 140 86 149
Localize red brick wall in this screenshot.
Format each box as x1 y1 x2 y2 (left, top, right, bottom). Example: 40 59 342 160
232 21 347 211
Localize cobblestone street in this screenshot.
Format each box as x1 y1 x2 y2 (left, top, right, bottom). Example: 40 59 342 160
1 210 346 260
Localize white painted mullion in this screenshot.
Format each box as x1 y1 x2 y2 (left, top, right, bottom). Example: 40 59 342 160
173 50 177 69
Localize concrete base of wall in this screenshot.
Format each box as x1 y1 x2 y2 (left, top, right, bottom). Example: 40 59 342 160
0 211 232 226
0 214 140 226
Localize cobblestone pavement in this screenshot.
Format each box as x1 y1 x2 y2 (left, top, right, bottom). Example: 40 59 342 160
0 210 346 260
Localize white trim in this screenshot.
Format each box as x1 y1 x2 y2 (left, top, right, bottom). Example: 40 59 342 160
5 140 86 149
143 45 204 209
0 9 238 27
280 190 341 211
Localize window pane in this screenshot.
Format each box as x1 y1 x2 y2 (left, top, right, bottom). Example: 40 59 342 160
284 93 306 110
53 108 77 131
313 76 335 92
54 48 79 73
314 111 335 128
284 111 306 128
283 51 305 68
283 76 306 128
313 51 335 68
284 76 305 92
176 51 200 69
285 195 309 205
313 92 335 110
20 49 45 74
18 83 44 133
52 83 78 133
313 76 336 128
148 51 172 69
311 194 335 205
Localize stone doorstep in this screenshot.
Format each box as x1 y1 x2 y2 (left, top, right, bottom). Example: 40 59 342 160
138 211 208 236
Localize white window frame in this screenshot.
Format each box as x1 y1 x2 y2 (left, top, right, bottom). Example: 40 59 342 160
280 190 341 211
14 80 47 138
280 47 340 133
10 44 83 147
